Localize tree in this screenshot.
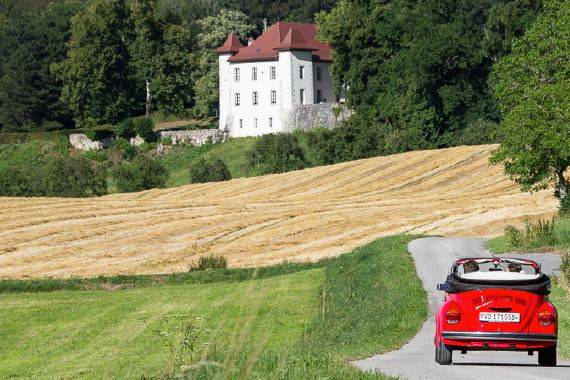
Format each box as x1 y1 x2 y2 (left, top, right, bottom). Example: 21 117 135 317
0 2 81 131
113 155 169 192
246 133 307 174
316 0 542 150
130 0 162 116
54 0 135 127
193 9 254 118
150 24 195 114
189 157 231 183
490 0 569 208
130 0 196 116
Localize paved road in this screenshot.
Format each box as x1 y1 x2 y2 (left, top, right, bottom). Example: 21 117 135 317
354 237 570 379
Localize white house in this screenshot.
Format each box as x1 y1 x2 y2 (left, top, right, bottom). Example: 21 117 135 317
216 22 336 137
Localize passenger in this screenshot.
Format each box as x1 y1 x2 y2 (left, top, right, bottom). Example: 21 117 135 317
508 263 523 273
463 260 479 274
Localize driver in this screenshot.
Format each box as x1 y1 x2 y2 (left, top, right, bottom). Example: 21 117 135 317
463 260 479 274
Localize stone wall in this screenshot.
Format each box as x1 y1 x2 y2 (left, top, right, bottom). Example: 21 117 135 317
69 134 114 151
158 129 227 145
70 129 227 151
283 103 352 132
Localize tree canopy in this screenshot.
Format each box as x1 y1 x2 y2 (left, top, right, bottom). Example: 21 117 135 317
490 0 569 206
317 0 543 151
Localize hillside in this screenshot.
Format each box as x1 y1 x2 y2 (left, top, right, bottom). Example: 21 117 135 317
0 145 558 279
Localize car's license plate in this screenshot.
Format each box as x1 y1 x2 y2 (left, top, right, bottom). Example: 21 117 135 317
479 312 520 323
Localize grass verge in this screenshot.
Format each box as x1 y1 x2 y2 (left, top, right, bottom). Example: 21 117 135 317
0 235 426 379
487 216 570 254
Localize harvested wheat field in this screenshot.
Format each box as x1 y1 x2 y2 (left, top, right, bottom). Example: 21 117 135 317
0 144 558 279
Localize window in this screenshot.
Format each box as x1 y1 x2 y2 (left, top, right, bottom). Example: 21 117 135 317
254 118 258 128
252 67 258 81
316 67 322 81
299 66 305 79
239 119 243 128
270 90 277 105
270 66 276 80
269 117 273 128
234 93 240 106
316 89 323 103
252 91 258 105
234 68 240 82
300 89 305 105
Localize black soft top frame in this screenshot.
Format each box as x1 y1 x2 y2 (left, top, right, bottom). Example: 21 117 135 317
441 272 551 295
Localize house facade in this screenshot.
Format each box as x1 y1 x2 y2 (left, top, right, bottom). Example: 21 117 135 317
217 22 335 137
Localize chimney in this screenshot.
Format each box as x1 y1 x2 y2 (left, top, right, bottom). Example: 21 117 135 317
248 37 254 46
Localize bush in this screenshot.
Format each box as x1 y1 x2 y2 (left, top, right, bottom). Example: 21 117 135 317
562 254 570 283
112 138 136 160
188 255 228 271
189 157 231 184
84 128 114 141
0 165 43 196
504 219 557 248
304 115 384 165
112 156 169 192
0 154 107 197
42 155 108 197
134 117 157 143
114 118 135 140
246 133 307 175
504 225 524 247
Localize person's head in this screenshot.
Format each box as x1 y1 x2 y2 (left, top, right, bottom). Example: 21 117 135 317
463 260 479 274
508 263 522 273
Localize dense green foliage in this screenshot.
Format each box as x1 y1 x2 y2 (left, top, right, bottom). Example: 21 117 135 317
133 117 157 142
489 0 569 209
0 1 81 131
112 155 168 192
193 9 255 118
246 133 307 174
0 235 424 379
189 157 231 183
0 142 107 197
317 0 543 151
0 0 335 133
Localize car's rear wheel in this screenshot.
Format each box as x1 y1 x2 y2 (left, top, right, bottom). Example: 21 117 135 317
435 341 452 365
538 346 557 367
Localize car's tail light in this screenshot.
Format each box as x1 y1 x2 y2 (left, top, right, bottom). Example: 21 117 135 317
538 310 555 326
446 308 461 324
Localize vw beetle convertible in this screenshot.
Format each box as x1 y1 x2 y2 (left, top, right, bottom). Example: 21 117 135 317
435 258 557 366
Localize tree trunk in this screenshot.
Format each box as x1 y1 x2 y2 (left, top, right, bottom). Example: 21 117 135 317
145 79 151 117
555 169 568 205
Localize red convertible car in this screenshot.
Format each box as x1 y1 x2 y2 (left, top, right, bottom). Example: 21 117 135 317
435 258 557 366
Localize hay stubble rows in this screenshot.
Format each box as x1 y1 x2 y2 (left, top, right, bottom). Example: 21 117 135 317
0 145 557 279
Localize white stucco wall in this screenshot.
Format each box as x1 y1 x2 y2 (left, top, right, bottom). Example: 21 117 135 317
218 51 335 137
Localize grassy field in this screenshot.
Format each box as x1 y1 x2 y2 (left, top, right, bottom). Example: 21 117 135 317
0 145 558 279
0 235 426 379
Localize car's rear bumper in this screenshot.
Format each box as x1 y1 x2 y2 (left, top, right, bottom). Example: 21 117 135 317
441 331 557 342
440 331 557 350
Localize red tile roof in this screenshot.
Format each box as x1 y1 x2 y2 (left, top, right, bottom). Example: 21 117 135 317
218 22 332 63
215 33 245 54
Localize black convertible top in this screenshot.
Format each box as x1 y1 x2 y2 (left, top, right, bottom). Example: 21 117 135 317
438 257 551 295
441 272 551 295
